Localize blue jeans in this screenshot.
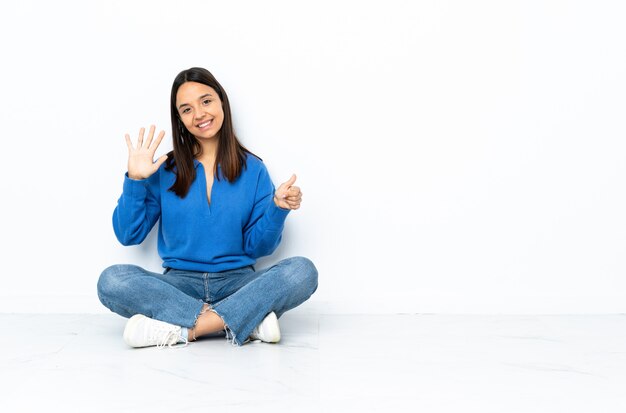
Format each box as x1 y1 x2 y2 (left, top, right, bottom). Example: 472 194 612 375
97 256 318 346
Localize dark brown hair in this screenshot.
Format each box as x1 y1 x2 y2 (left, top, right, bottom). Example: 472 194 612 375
165 67 256 197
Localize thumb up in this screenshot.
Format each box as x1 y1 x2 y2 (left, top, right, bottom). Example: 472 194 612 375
274 174 302 210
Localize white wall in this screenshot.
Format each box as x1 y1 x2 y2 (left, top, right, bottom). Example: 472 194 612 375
0 0 624 314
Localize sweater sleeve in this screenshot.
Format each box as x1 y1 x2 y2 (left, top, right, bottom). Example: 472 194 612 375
112 173 161 246
242 165 290 258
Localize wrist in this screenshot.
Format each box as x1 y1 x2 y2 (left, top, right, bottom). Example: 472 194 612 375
128 172 145 181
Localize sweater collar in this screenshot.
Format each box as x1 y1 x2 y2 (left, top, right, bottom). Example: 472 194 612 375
193 159 221 170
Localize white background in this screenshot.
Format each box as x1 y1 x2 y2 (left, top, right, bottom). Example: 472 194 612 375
0 0 624 314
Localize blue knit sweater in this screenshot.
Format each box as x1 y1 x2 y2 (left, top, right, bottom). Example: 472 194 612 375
112 153 290 272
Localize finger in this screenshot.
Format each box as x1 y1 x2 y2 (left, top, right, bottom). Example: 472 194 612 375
125 134 133 151
150 130 166 151
277 180 298 199
137 127 145 147
276 186 290 199
153 154 168 170
282 174 297 188
288 186 300 195
144 125 156 148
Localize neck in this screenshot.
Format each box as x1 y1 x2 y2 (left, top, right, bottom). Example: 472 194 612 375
196 137 218 165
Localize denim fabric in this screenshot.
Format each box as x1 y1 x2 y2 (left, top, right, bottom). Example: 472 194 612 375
97 256 318 346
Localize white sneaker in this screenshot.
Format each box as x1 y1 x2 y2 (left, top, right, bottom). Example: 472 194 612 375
249 312 281 343
123 314 187 348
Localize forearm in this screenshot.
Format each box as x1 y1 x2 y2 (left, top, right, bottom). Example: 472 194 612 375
112 174 159 245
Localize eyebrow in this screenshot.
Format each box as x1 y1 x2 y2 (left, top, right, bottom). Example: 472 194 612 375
178 93 213 110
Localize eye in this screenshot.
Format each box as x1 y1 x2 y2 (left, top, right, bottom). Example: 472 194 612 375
203 99 212 105
181 108 191 114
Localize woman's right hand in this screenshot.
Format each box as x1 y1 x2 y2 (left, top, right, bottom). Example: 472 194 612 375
125 125 168 180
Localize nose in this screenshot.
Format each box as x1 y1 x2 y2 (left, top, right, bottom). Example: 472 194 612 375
194 107 207 121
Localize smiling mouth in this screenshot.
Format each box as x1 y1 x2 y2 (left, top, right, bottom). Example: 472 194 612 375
197 119 213 129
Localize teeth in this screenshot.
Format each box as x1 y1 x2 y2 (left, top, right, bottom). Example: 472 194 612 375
198 120 212 128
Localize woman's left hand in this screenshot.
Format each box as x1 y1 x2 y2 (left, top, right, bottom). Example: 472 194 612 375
274 174 302 210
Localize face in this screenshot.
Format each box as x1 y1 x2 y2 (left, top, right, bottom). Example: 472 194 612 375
176 81 225 141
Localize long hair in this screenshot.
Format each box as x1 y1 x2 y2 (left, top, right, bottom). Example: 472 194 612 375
165 67 256 198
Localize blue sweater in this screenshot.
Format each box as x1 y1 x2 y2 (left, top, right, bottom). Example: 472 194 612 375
112 153 290 272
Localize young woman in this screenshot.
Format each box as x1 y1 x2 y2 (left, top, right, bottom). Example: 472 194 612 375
97 67 318 348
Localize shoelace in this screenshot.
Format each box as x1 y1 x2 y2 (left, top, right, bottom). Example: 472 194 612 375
153 327 188 349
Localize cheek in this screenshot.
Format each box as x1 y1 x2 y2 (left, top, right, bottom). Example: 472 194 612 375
181 117 194 129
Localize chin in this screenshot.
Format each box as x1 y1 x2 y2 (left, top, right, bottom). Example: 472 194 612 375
196 131 220 140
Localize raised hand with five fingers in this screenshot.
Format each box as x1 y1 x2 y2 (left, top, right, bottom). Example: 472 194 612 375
274 174 303 210
125 125 168 180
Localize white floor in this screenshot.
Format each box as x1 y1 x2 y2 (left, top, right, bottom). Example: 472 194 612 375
2 313 626 412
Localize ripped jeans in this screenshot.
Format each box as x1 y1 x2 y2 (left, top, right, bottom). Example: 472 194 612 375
97 256 318 346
